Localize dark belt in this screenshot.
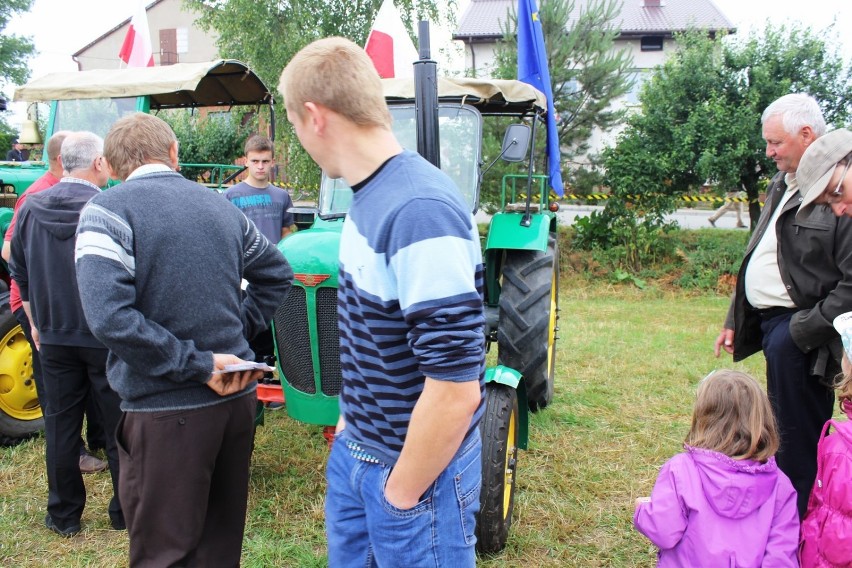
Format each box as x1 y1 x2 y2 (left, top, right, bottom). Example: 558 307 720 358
756 306 798 320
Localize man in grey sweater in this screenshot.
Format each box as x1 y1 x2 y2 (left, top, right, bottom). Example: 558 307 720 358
75 113 293 566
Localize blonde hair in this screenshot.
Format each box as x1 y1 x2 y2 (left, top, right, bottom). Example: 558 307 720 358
835 364 852 404
685 370 779 462
279 37 391 128
46 131 71 163
103 113 177 181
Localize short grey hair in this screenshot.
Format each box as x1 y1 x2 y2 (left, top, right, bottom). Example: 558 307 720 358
761 93 826 137
60 131 104 173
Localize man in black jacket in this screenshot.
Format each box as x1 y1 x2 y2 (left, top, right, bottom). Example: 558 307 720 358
5 138 24 161
714 93 852 518
8 131 124 537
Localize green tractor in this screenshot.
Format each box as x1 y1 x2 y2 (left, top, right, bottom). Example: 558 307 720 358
265 45 560 552
0 60 275 446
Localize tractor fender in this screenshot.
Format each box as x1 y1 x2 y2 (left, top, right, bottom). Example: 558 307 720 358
0 207 14 240
484 211 551 253
484 365 529 450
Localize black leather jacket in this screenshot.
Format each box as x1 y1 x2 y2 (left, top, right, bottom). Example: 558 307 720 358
725 172 852 377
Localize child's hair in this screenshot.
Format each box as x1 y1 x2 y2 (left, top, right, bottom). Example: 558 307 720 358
835 363 852 404
685 370 779 462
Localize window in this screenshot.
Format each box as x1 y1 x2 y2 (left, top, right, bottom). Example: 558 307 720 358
640 36 664 51
625 70 652 105
176 28 189 54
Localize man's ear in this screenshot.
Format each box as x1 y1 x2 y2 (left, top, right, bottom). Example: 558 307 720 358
801 125 817 146
169 140 179 170
303 102 326 136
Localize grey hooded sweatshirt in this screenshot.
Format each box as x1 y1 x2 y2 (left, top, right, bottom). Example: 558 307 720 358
9 179 102 348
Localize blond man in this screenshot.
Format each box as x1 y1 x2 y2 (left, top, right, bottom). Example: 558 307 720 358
281 37 485 566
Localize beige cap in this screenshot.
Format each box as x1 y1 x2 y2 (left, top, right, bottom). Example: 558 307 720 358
797 128 852 217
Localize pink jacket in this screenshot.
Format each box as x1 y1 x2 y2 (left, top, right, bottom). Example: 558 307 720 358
800 402 852 567
634 446 799 567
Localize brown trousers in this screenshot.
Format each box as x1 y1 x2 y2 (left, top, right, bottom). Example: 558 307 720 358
116 392 256 567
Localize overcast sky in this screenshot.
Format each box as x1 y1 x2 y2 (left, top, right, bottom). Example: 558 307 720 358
2 0 850 129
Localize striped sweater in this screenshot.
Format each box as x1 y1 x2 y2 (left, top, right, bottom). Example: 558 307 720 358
338 151 485 465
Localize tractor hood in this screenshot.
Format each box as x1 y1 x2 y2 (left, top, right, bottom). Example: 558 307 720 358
14 60 273 109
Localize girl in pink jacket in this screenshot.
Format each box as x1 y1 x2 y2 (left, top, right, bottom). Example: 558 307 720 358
799 311 852 567
634 370 800 567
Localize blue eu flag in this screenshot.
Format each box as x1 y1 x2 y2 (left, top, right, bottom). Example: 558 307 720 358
517 0 563 196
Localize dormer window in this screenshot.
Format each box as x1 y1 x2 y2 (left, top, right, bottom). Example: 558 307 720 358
641 36 664 51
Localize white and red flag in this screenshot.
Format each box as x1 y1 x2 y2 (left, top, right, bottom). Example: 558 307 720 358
118 1 155 67
365 0 418 78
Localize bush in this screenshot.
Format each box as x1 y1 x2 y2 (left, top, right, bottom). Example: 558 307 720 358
561 226 747 292
161 109 258 184
670 229 748 292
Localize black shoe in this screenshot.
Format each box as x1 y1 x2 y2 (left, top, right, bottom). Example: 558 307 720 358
110 514 126 531
45 514 81 538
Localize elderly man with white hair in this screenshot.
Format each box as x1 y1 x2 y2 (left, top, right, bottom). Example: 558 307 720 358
713 94 852 518
8 131 124 538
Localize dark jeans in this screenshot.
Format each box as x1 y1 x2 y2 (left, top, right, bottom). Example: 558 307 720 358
40 343 123 529
13 307 105 453
117 393 256 567
761 312 835 518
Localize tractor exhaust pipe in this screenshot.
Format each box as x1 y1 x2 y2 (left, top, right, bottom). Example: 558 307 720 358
413 20 440 169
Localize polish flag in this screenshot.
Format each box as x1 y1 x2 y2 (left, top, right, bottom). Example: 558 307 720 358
365 0 418 78
118 1 155 67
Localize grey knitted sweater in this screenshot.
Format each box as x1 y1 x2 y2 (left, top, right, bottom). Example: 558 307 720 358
75 170 293 411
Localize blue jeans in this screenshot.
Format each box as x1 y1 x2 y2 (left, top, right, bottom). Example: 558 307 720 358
325 433 482 567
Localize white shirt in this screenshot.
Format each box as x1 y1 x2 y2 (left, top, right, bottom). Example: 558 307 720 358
126 163 173 180
744 174 800 310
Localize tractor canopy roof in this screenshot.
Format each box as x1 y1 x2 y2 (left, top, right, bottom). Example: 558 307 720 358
14 60 273 109
381 77 546 117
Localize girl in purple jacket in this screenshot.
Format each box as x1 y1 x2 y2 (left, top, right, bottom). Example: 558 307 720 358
634 370 800 567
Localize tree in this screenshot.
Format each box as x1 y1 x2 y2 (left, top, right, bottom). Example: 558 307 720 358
576 24 852 272
0 0 36 148
490 0 634 161
185 0 455 192
630 26 851 225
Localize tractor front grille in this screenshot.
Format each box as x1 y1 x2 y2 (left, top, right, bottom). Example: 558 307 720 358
274 287 315 394
316 287 342 396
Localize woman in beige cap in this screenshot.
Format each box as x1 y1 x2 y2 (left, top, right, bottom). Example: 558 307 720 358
797 128 852 217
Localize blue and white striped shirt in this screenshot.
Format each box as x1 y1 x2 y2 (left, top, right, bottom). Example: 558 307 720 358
337 151 485 465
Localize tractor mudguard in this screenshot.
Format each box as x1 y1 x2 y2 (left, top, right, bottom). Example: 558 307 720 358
484 211 551 253
484 365 528 450
0 207 14 238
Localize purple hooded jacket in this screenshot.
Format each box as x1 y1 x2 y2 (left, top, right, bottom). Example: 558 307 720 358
634 446 799 567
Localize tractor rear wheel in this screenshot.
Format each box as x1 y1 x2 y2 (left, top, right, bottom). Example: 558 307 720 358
0 291 42 447
475 383 519 554
497 235 558 412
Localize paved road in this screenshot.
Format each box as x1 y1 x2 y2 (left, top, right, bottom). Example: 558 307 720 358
477 205 751 230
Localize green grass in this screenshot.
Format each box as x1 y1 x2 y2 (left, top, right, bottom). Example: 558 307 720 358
0 280 765 567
